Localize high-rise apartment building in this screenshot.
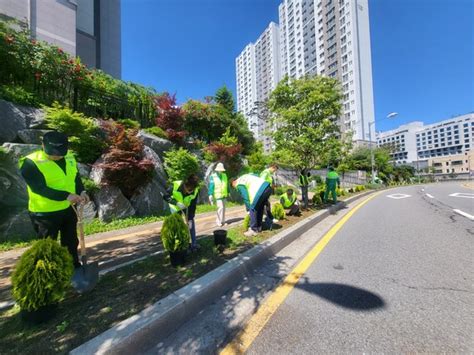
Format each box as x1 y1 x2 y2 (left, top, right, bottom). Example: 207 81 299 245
236 22 280 152
278 0 374 142
236 0 375 150
0 0 121 78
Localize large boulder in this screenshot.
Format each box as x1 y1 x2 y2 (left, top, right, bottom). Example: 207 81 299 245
130 178 168 216
0 151 28 208
17 129 52 144
93 185 135 223
2 143 41 164
90 157 105 185
0 209 35 242
0 99 45 143
142 146 168 188
81 200 97 222
137 131 173 156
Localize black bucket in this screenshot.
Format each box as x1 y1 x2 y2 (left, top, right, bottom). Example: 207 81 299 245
213 229 227 246
169 250 187 267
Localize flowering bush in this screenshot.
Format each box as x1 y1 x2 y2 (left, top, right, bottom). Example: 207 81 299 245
0 19 156 123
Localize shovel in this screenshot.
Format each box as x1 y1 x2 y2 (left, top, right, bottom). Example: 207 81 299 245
71 203 99 293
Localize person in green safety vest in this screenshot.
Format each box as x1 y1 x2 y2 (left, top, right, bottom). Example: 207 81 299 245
279 188 300 216
231 173 272 237
324 166 340 204
19 131 89 268
164 174 201 250
259 164 279 224
208 162 228 227
299 169 311 209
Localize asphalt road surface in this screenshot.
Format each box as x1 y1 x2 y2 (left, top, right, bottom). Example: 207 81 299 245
245 182 473 353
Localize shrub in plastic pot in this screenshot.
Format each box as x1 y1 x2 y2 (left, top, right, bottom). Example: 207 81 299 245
12 239 74 323
161 213 190 267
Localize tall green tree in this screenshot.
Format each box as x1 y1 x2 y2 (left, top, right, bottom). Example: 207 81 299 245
347 146 394 182
215 86 235 113
268 75 342 172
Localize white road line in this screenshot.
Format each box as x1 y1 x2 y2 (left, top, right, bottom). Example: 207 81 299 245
426 193 434 198
453 209 474 221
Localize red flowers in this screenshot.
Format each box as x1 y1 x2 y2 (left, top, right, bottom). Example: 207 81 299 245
34 72 42 80
5 35 14 44
57 47 64 54
31 39 37 45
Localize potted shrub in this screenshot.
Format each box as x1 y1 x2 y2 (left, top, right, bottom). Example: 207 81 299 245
161 213 190 267
12 239 74 324
271 202 285 220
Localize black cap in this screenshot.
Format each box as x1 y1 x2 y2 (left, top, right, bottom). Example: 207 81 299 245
43 131 68 156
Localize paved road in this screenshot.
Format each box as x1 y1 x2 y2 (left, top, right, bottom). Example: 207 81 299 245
245 182 473 353
422 182 473 219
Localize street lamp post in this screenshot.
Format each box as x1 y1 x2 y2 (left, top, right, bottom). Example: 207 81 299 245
369 112 398 184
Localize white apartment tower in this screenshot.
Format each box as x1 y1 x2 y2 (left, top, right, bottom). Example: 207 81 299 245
278 0 375 142
236 22 280 152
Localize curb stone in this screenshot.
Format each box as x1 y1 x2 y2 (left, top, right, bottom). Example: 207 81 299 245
71 191 374 354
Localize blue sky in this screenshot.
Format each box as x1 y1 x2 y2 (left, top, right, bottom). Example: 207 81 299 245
122 0 474 132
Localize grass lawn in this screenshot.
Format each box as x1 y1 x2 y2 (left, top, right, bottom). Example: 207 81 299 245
0 202 243 252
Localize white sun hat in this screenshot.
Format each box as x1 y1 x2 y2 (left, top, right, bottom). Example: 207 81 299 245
215 163 226 172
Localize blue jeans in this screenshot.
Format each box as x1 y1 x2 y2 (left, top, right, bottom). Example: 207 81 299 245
249 186 272 232
188 218 196 247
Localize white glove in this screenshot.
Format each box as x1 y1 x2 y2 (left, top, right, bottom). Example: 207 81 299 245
176 202 186 211
209 196 214 205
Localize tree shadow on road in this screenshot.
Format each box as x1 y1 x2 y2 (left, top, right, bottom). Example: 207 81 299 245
295 279 385 311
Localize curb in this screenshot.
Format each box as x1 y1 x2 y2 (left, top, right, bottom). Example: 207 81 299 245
71 190 374 355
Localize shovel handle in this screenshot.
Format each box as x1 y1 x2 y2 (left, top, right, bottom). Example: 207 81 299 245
72 203 87 263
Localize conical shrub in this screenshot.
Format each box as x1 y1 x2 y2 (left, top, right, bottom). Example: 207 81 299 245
160 213 190 252
12 239 73 311
272 202 285 220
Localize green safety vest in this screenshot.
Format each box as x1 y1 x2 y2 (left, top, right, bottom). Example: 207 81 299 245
211 172 228 199
280 192 297 208
260 168 273 185
235 174 267 205
299 173 309 186
172 180 200 207
326 171 339 187
20 150 77 213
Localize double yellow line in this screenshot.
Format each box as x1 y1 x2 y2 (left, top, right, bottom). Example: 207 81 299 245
221 192 381 354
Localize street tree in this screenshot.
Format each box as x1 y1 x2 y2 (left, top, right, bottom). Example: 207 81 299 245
268 75 342 173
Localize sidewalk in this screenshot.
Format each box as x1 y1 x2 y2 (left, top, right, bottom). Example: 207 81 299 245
0 205 247 305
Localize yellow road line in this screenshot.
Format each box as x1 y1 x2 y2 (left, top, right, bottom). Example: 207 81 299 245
220 192 381 355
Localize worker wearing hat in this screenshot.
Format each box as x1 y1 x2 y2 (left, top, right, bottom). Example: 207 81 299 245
19 131 89 268
208 162 228 227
